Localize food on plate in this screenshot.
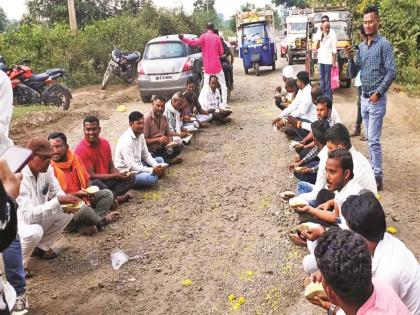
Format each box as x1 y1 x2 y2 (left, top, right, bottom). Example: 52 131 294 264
289 197 309 207
304 281 327 299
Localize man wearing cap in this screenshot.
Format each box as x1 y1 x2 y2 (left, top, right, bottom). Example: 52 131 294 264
16 137 82 267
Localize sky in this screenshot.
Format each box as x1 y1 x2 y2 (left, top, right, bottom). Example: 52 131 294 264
0 0 274 21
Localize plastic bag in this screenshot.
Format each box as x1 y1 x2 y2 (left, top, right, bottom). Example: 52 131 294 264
111 248 129 270
331 66 340 90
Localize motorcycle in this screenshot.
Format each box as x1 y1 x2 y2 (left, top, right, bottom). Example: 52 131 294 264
0 57 72 110
101 47 141 90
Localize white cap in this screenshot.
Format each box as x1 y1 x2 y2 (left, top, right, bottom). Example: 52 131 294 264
282 66 295 79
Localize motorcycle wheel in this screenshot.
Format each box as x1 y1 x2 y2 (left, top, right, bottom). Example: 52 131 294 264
122 65 137 84
43 84 72 110
101 65 114 90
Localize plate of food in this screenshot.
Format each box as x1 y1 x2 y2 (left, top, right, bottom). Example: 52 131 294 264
304 281 327 299
288 197 309 208
125 170 138 176
85 186 99 194
62 201 85 213
158 163 169 168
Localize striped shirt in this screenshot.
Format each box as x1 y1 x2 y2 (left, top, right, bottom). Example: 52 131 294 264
351 34 396 95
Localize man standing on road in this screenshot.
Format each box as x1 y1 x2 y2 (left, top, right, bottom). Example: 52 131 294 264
316 19 337 100
178 22 227 108
346 5 396 191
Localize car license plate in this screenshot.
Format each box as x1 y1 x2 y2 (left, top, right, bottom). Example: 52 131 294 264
151 75 173 82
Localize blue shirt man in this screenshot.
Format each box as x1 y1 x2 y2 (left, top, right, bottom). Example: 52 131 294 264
347 5 396 191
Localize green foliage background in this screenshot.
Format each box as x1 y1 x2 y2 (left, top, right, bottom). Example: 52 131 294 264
0 3 206 87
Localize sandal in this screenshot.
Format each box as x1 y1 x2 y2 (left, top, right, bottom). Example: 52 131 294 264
31 247 57 260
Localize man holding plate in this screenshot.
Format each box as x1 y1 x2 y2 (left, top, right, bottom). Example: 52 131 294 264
48 132 120 235
115 111 167 188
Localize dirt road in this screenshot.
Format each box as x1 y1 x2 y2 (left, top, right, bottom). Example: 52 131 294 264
12 57 420 314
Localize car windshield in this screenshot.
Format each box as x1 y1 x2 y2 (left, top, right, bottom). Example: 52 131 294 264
289 22 307 33
315 21 349 40
242 24 266 45
144 41 187 60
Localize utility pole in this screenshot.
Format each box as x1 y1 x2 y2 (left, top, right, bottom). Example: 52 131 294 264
68 0 77 32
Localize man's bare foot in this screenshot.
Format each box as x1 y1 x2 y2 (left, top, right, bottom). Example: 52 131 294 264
78 225 97 236
105 211 121 223
168 157 183 165
116 192 133 204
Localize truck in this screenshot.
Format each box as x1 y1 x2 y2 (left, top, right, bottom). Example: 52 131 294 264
236 10 277 76
284 8 312 65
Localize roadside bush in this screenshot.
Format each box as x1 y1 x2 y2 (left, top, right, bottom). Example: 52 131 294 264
0 6 199 87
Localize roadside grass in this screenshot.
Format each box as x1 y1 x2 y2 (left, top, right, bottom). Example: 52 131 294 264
12 104 59 121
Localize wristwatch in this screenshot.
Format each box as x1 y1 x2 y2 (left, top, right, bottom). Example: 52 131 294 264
327 304 337 315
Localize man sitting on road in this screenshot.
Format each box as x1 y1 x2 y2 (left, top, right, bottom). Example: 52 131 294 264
75 116 133 204
291 94 341 158
289 119 330 185
48 132 120 236
275 78 299 111
179 22 227 108
143 96 183 165
115 111 166 188
16 137 81 268
272 71 316 141
298 123 377 206
313 229 409 315
198 75 232 124
182 78 214 128
164 92 191 143
300 191 420 314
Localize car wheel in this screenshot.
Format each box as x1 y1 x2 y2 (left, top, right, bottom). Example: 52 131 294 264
254 62 260 76
288 50 294 65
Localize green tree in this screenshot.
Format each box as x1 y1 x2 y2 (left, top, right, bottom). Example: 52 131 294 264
272 0 306 8
0 7 9 32
241 2 256 11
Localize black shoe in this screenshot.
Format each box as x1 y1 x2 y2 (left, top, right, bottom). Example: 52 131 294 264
375 176 384 191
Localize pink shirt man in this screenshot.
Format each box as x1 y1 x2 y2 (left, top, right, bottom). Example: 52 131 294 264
357 280 410 315
181 30 223 74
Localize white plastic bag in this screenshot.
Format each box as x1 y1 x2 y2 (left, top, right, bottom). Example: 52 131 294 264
111 248 129 270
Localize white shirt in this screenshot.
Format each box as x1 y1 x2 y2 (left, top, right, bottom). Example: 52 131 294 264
16 165 66 225
355 71 362 87
372 233 420 314
279 84 316 122
202 88 225 112
300 146 377 202
0 70 14 154
164 101 182 134
315 29 337 65
334 179 362 229
115 128 158 174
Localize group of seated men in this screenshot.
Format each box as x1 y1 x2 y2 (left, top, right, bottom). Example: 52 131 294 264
4 75 233 314
273 69 420 314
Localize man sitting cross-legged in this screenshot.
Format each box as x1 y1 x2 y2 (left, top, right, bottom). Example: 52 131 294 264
143 96 183 165
16 137 81 268
272 71 316 141
115 111 166 188
314 228 409 315
197 75 232 124
297 123 377 206
182 78 213 128
164 92 191 143
48 132 120 235
75 116 133 204
289 119 330 185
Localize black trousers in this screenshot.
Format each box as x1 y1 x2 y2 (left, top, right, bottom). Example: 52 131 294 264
298 188 336 228
356 86 363 130
91 179 131 197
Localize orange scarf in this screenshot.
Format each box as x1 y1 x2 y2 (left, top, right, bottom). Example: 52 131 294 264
51 150 88 192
